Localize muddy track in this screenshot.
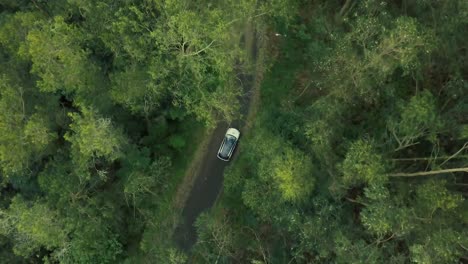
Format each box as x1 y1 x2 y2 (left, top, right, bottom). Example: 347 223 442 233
173 24 259 251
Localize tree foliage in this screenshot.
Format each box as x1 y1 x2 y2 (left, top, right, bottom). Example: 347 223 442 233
65 107 126 179
0 76 56 178
194 0 468 263
1 0 467 263
0 0 263 261
0 196 66 258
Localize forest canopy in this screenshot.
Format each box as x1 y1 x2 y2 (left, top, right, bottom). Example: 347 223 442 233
192 0 468 263
0 0 279 262
0 0 467 263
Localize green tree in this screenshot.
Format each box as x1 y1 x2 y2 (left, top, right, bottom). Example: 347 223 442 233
0 196 66 258
414 179 464 219
37 152 83 208
388 90 442 150
58 221 122 264
193 211 237 263
410 228 468 264
25 16 99 94
340 139 387 187
73 0 248 125
360 200 414 237
333 232 384 264
64 107 126 180
271 146 314 202
0 11 41 60
121 148 171 210
304 97 346 165
0 76 56 178
321 4 434 103
110 65 163 116
259 131 314 202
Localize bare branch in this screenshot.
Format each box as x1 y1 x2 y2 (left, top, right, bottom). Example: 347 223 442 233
458 242 468 251
394 141 420 152
376 233 395 245
388 167 468 177
183 40 215 57
392 155 468 161
248 11 270 20
440 142 468 167
226 11 271 26
391 128 402 146
338 0 354 18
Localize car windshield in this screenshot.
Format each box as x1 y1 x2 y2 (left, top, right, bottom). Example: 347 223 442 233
220 135 236 158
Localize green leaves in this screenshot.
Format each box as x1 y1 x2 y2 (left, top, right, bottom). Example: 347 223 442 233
341 139 387 187
272 146 314 202
389 90 441 148
368 16 434 77
333 232 384 264
415 179 464 215
360 201 414 237
322 10 435 103
65 108 126 179
193 211 236 263
26 16 97 94
251 129 315 203
24 113 57 152
0 77 55 178
410 228 468 264
0 11 41 60
82 0 247 125
60 222 122 264
0 196 66 258
304 97 345 163
123 152 171 208
110 65 164 116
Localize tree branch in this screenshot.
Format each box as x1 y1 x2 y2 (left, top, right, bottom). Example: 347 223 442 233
248 11 270 20
392 155 468 161
338 0 354 18
440 142 468 167
394 141 420 152
226 11 271 26
183 40 215 57
376 233 395 245
458 242 468 251
388 167 468 177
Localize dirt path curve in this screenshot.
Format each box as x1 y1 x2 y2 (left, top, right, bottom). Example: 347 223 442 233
173 23 260 251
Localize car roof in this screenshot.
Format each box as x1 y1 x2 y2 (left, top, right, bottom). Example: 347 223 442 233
219 135 236 158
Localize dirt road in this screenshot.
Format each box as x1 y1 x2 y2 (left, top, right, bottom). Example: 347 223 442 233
174 25 258 251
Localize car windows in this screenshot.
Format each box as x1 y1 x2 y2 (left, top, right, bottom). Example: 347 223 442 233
220 135 235 157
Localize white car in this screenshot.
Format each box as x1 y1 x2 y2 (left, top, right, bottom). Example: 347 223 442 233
217 128 240 161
